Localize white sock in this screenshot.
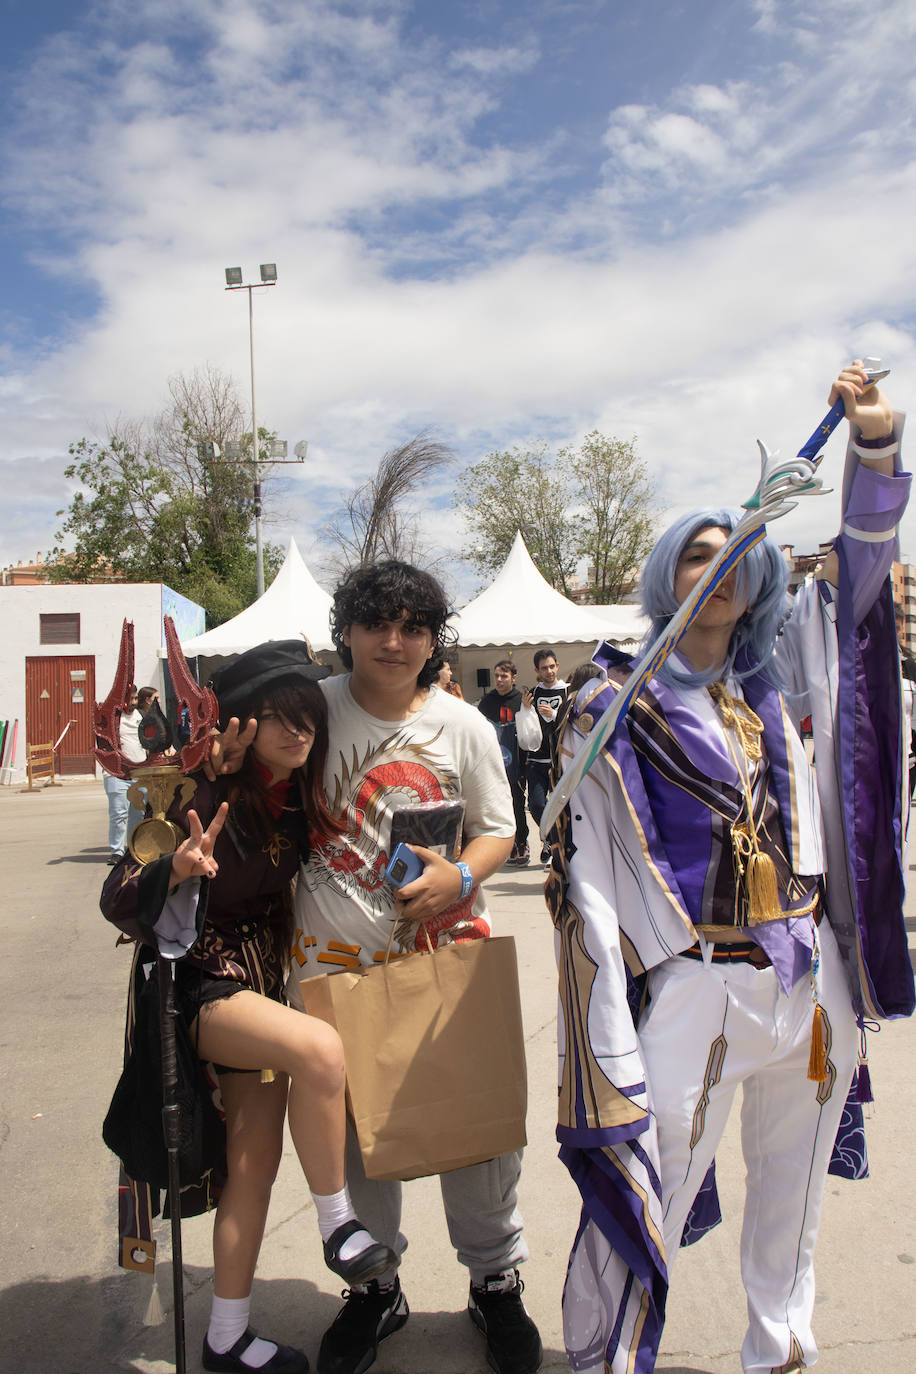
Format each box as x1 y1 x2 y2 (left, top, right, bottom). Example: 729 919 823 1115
207 1295 277 1369
311 1186 374 1260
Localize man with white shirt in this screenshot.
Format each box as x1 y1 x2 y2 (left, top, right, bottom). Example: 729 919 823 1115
523 649 567 862
102 685 147 863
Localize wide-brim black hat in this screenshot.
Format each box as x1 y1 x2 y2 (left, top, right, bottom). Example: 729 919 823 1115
211 639 331 721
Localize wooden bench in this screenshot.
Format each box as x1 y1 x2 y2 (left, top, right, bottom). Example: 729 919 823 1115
22 742 62 791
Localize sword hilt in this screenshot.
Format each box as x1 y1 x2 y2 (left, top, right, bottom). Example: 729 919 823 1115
797 357 889 464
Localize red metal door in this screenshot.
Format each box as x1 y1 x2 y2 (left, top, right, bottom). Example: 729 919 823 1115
25 656 96 775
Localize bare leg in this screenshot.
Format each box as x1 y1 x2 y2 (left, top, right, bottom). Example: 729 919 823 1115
194 991 347 1196
211 1070 288 1297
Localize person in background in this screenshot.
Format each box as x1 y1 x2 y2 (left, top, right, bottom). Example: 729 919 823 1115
554 662 605 737
103 684 146 864
895 602 916 802
478 660 541 866
523 649 567 863
437 659 464 700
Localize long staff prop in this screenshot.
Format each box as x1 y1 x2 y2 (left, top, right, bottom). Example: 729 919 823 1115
539 360 889 838
158 956 188 1374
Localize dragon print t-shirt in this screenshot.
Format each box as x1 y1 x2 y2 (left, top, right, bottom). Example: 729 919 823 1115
293 676 515 971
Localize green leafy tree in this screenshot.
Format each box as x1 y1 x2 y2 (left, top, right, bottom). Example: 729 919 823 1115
455 432 656 598
47 367 283 624
563 432 656 602
453 444 577 593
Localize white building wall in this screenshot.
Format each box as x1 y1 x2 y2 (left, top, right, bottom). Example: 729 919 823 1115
0 583 204 779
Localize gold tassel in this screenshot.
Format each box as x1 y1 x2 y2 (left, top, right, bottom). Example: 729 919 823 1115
807 1002 828 1082
260 1068 276 1084
745 851 783 924
709 683 764 760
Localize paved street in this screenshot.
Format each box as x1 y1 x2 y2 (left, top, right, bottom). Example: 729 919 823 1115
1 779 914 1373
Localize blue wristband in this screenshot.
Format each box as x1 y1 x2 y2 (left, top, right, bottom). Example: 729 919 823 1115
455 860 474 899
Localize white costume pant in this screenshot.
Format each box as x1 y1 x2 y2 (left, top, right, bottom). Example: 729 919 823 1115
638 921 856 1373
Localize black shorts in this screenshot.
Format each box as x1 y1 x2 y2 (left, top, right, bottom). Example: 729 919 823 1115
163 957 285 1077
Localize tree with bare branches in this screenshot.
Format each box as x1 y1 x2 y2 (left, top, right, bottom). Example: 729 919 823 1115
47 366 282 624
324 430 454 571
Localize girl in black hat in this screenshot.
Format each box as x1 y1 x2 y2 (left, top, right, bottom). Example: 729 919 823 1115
102 642 397 1374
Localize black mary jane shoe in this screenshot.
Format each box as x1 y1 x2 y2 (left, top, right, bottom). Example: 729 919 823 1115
202 1327 310 1373
322 1219 401 1285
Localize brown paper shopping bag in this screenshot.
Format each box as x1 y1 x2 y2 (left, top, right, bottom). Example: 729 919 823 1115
301 936 527 1181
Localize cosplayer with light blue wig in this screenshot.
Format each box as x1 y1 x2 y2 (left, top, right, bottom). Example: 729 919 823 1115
547 362 915 1374
639 506 790 688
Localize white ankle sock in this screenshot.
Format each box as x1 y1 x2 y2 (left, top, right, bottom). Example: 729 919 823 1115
311 1186 374 1260
207 1295 277 1368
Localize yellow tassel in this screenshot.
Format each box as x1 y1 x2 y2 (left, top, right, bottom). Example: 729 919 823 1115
807 1002 828 1082
745 851 782 924
260 1068 276 1084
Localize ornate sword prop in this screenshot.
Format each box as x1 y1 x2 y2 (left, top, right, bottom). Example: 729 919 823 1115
539 360 889 838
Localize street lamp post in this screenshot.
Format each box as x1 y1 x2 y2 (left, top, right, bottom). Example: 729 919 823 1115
224 263 277 597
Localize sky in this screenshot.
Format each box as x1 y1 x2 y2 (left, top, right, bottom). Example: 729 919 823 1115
2 0 915 605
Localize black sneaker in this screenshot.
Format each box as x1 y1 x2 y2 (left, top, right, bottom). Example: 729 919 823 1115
539 843 551 865
468 1271 542 1374
317 1278 408 1374
506 845 530 867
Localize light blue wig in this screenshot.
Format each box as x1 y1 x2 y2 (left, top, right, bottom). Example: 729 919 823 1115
638 508 790 687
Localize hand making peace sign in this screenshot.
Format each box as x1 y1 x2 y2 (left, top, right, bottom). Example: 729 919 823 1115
170 802 230 885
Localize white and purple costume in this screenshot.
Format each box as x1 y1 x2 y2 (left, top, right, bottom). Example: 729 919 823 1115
548 422 914 1373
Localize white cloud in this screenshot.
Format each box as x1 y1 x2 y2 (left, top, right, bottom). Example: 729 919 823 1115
1 0 916 595
450 41 541 78
600 1 916 219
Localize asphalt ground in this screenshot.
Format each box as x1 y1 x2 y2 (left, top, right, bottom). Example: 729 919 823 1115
1 780 914 1373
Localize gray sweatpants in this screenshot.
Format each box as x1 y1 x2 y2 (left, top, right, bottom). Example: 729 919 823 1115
344 1125 529 1286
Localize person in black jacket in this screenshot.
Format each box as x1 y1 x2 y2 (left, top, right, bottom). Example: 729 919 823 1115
478 660 538 865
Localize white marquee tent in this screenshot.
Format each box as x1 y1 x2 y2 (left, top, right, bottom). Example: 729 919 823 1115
172 532 646 698
179 538 334 659
453 532 646 648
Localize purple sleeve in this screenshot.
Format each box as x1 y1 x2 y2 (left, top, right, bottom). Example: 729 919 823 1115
836 419 911 625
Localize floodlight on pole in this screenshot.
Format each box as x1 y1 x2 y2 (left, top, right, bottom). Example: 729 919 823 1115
224 262 278 596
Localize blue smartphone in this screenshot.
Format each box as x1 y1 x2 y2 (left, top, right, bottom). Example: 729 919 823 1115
385 842 424 889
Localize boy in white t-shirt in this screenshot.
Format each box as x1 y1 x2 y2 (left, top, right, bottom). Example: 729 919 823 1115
296 560 543 1374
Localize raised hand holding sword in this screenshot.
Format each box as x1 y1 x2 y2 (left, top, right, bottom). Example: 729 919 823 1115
539 358 894 838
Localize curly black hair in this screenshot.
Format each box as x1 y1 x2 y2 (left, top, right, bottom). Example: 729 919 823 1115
331 560 457 689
